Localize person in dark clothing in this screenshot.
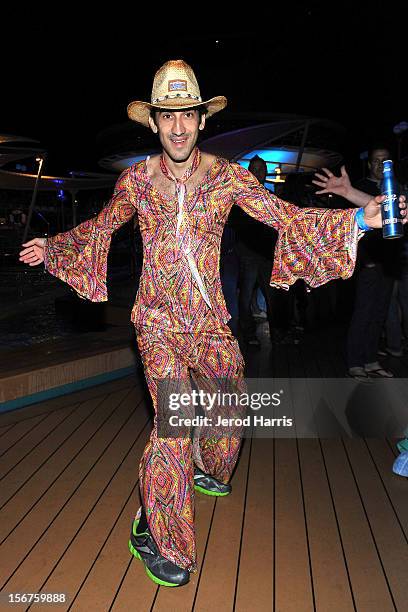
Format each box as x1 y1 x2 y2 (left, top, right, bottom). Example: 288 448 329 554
346 147 402 379
234 156 278 346
270 173 309 342
382 212 408 356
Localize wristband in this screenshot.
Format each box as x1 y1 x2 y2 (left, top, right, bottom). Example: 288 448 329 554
355 207 373 231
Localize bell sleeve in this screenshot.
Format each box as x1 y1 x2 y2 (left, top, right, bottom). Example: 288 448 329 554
44 167 137 301
230 162 362 290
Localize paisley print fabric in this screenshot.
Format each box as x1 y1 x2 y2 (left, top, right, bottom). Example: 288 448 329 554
43 153 363 571
136 325 245 571
44 156 361 333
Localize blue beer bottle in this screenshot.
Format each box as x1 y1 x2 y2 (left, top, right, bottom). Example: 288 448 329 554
381 160 403 239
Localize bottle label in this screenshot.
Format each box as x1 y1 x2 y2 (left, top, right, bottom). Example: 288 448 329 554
383 218 399 225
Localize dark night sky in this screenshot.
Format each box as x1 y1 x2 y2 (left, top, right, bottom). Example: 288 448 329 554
2 2 406 175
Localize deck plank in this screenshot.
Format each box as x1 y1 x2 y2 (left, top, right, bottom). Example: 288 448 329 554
101 494 159 612
30 420 151 610
321 438 396 612
0 402 83 479
0 389 134 541
343 437 408 610
274 438 314 612
234 437 274 612
0 413 52 456
110 536 159 612
0 398 103 508
327 327 347 377
366 438 408 536
0 375 135 426
190 438 251 612
297 438 354 611
298 337 321 378
0 323 407 610
0 387 140 587
1 390 146 600
0 423 16 435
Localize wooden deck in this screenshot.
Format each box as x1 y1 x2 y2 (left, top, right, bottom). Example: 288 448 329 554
0 324 137 409
0 323 407 611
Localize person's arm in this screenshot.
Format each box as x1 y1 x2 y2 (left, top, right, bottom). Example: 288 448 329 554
312 166 408 225
313 166 371 207
229 163 400 290
20 167 138 301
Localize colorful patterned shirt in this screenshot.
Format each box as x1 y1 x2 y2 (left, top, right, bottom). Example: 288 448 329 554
44 156 361 333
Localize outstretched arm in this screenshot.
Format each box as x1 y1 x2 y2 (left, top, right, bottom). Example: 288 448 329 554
230 162 406 290
312 165 407 220
19 237 46 266
19 167 138 301
313 166 371 207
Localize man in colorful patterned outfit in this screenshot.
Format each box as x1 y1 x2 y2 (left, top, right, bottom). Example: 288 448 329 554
20 60 407 587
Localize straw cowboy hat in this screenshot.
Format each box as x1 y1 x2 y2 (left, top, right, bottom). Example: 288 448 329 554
127 59 227 127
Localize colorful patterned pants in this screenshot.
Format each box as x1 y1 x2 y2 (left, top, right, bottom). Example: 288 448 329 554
135 324 246 572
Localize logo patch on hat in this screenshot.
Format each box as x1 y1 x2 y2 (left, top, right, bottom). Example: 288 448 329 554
168 79 187 92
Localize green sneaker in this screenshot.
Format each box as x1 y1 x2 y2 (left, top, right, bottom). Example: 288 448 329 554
128 514 189 587
193 467 232 496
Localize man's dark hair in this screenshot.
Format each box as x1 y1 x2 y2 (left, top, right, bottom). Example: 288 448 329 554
248 155 267 169
368 143 392 160
149 105 207 126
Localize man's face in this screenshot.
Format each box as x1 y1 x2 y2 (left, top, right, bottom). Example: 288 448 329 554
148 109 205 162
368 148 390 181
249 161 267 184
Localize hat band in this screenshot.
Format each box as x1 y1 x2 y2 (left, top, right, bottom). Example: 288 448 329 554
151 93 203 104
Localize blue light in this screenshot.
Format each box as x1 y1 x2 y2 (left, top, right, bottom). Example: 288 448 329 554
238 149 295 186
108 153 160 172
240 149 297 164
264 182 275 193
